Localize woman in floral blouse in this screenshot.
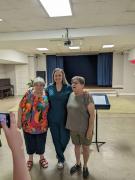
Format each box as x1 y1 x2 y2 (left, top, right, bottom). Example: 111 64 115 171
18 77 49 171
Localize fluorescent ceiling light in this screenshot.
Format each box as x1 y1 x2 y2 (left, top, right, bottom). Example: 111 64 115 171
69 46 80 50
39 0 72 17
102 44 114 48
0 19 3 22
37 48 48 51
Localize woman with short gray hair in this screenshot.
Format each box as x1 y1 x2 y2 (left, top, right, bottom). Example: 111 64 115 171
66 76 95 178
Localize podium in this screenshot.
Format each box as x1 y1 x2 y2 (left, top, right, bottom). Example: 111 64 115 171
91 94 110 152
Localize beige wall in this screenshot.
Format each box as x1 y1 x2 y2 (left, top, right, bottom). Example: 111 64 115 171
0 64 17 94
122 53 135 94
113 52 135 94
0 64 28 95
14 55 46 95
15 64 29 95
28 55 46 80
28 56 36 81
0 65 6 78
35 55 47 84
0 50 28 64
4 65 16 95
36 55 46 71
0 50 29 95
112 53 124 88
13 55 46 95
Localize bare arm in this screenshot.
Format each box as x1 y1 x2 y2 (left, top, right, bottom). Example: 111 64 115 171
17 107 22 129
1 113 31 180
86 103 95 139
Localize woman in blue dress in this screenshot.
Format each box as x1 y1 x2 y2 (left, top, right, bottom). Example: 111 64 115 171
46 68 72 169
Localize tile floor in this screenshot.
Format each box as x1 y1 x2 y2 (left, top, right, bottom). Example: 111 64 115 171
0 96 135 180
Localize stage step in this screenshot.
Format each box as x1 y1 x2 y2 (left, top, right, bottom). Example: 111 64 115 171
85 88 118 96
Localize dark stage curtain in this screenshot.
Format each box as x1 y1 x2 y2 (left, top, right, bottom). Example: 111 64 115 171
47 53 113 87
46 55 64 84
97 53 113 86
63 55 97 85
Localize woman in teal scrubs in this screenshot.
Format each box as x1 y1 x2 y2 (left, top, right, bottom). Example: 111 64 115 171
46 68 72 169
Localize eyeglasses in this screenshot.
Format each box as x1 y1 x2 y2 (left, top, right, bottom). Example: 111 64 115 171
71 81 80 85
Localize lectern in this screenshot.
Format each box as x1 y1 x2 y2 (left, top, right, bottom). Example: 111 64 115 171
91 94 110 152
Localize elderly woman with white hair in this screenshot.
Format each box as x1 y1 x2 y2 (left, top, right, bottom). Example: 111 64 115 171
17 77 49 171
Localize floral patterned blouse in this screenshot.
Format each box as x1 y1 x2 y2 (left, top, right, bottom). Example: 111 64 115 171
19 90 49 134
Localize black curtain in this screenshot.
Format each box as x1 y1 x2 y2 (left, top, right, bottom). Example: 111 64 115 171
63 55 97 85
46 54 113 87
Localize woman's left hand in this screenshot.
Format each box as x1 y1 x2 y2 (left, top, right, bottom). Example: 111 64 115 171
86 129 93 140
1 112 24 153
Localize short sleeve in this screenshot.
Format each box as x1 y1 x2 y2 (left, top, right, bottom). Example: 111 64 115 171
19 90 32 108
84 92 94 106
19 91 29 108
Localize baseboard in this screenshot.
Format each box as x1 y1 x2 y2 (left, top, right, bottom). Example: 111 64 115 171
119 93 135 95
112 85 123 89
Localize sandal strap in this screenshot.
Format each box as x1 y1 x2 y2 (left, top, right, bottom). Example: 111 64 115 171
39 158 48 168
40 158 48 164
27 160 33 164
27 161 33 170
27 161 33 166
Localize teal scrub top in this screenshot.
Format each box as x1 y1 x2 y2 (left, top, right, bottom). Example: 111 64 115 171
46 84 72 126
